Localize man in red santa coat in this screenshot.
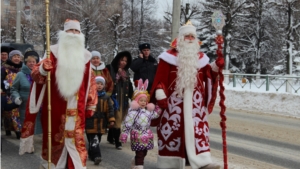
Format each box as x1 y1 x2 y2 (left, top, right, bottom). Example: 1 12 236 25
19 19 98 169
150 21 224 169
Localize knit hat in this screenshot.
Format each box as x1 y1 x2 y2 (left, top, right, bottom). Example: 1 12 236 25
64 19 81 32
178 20 197 37
132 79 150 103
139 43 151 51
91 51 101 60
95 76 105 85
9 50 23 59
24 51 40 64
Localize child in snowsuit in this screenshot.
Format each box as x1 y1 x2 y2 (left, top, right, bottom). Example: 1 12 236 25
85 76 115 165
120 79 161 169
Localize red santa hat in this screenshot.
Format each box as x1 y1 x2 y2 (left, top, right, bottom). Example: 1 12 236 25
64 19 81 32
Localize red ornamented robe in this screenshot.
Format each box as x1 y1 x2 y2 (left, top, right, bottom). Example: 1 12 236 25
150 49 219 169
19 45 98 169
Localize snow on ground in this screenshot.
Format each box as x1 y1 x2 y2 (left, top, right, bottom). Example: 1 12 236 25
216 84 300 118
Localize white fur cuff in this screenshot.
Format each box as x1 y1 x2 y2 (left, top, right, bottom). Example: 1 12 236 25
39 63 48 76
155 89 167 100
210 61 219 72
19 135 35 155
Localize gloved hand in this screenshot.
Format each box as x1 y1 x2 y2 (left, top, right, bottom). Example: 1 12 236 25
155 89 168 109
119 133 128 144
42 58 53 71
14 97 22 105
215 56 224 68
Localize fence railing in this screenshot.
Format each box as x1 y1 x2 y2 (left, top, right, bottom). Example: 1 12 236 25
223 73 300 94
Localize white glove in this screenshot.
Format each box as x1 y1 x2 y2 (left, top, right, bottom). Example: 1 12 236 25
4 80 10 89
155 89 167 100
15 97 22 105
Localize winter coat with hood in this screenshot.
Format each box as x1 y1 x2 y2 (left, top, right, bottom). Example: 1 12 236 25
106 51 133 128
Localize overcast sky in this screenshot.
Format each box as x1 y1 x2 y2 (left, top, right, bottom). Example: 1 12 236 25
156 0 193 20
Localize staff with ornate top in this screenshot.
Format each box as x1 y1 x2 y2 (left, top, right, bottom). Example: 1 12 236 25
45 0 52 168
212 10 228 169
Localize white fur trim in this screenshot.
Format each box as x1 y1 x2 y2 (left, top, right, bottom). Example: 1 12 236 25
91 62 105 71
184 88 212 168
210 61 219 72
206 79 212 110
179 24 197 37
64 20 81 32
155 89 167 100
19 135 34 155
158 52 209 69
29 83 46 114
157 156 185 169
39 63 48 76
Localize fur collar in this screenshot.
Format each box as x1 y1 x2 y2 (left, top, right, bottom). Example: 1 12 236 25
158 51 209 69
91 62 105 70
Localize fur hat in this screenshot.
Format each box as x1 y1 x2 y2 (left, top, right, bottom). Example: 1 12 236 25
24 51 40 64
1 46 15 54
95 76 105 85
178 20 197 37
9 50 23 59
91 51 101 60
64 19 81 32
139 43 151 51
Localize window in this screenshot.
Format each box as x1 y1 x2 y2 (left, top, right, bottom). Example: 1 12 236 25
4 0 10 5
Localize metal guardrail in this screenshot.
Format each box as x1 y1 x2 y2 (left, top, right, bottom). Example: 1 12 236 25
223 73 300 94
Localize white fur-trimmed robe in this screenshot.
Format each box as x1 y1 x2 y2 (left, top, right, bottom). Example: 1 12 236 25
150 49 219 169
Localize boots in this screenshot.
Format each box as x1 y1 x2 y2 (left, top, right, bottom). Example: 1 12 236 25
6 130 11 136
15 131 21 139
199 163 221 169
133 165 143 169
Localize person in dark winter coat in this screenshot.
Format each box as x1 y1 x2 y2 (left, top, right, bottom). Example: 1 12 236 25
85 76 115 165
106 51 133 150
1 50 23 138
130 43 158 92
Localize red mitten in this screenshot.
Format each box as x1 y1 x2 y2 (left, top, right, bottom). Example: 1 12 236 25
42 58 53 71
157 98 168 109
216 56 224 68
85 109 94 118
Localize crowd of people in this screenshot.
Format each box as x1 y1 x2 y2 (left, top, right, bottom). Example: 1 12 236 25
1 18 224 169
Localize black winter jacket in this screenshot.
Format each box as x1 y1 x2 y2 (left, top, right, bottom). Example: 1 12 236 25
130 55 157 91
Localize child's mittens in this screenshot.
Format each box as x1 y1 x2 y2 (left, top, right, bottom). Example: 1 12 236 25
119 133 128 143
146 103 155 111
130 100 139 110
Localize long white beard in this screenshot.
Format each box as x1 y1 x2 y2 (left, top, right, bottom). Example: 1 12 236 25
175 36 200 97
56 31 86 98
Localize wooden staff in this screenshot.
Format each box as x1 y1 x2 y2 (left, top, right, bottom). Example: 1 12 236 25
45 0 52 168
212 11 228 169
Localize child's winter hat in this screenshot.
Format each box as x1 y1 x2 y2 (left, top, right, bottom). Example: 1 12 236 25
132 79 150 102
95 76 105 85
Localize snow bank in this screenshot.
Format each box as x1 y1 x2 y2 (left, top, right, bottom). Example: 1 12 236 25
216 88 300 118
